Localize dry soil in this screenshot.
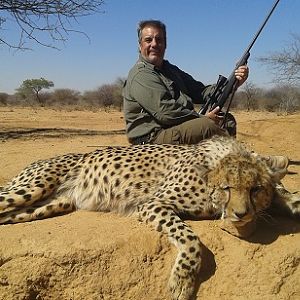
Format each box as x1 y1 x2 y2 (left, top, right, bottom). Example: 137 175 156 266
0 107 299 300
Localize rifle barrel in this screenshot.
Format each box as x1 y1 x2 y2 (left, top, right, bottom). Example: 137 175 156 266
199 0 281 115
244 0 281 56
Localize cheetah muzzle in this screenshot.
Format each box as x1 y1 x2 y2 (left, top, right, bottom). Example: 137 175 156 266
0 136 299 300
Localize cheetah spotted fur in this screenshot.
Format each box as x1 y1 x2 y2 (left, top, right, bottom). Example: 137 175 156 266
0 136 299 300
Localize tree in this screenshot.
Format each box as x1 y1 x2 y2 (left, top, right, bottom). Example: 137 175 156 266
16 78 54 105
0 0 104 50
258 34 300 84
242 82 261 111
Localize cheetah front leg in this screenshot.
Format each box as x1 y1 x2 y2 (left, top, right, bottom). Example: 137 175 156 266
139 199 202 300
271 184 300 217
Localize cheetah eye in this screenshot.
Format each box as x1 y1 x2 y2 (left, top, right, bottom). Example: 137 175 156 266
220 184 230 190
250 185 263 195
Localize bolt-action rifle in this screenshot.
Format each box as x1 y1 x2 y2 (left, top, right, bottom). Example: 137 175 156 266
199 0 281 125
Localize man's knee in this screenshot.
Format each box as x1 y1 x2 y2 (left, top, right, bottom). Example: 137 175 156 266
190 117 227 140
222 113 237 137
175 117 226 144
152 117 227 145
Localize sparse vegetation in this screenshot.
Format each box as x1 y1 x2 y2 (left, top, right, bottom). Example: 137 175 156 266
81 79 123 112
229 83 300 114
1 78 299 114
2 77 125 111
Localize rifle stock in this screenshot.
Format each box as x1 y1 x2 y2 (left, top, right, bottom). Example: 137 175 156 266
199 0 280 115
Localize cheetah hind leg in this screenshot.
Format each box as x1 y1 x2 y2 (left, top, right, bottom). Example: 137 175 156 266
0 195 75 224
139 198 202 300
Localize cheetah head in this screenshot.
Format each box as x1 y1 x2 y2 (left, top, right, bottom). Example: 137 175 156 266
206 154 279 238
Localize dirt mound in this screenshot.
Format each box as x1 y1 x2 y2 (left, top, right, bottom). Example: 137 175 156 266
0 108 299 299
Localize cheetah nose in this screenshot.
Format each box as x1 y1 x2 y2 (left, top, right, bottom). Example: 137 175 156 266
233 210 248 220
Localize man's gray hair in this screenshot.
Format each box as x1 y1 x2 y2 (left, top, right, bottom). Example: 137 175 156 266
137 20 167 44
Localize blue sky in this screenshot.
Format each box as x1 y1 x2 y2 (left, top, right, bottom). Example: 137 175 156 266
1 0 299 94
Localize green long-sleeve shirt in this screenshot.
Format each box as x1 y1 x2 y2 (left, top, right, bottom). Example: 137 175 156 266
123 55 215 139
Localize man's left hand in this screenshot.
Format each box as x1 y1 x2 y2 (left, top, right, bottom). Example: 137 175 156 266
205 106 223 125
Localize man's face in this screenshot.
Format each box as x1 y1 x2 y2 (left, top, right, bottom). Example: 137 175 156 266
139 26 166 68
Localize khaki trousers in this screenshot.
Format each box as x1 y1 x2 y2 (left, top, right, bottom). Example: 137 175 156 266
152 116 228 145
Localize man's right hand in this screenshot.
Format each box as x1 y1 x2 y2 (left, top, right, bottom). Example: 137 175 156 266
205 106 224 126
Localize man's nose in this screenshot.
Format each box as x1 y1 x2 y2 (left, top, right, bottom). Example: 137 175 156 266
150 38 159 47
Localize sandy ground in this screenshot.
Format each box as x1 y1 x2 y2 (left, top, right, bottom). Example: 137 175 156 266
0 107 299 300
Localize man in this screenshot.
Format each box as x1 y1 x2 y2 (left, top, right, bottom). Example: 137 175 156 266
123 20 249 145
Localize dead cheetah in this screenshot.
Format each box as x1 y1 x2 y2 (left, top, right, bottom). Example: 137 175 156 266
0 136 299 300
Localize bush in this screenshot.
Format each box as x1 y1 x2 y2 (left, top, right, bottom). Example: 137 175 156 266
48 89 80 106
0 93 9 105
81 79 124 111
231 83 300 113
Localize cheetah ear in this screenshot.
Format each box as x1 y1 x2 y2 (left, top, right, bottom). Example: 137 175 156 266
193 164 210 180
267 167 287 184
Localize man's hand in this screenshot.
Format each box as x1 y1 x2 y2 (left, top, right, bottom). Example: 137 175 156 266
235 65 249 87
205 106 223 125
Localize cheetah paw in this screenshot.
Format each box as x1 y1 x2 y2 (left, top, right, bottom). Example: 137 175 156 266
168 271 195 300
288 192 300 216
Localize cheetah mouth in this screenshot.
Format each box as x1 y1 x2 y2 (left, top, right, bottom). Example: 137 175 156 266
220 218 258 238
222 212 255 226
230 218 254 227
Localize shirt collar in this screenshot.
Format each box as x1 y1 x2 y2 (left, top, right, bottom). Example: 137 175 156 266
138 54 168 72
